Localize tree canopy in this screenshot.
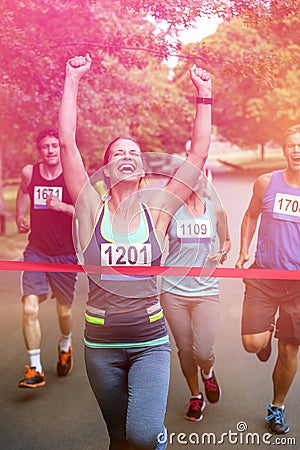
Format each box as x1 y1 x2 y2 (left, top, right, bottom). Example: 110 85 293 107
174 5 300 158
0 0 299 182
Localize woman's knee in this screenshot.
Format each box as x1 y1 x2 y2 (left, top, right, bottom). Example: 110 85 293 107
126 406 166 450
194 346 215 368
178 346 193 362
127 429 162 450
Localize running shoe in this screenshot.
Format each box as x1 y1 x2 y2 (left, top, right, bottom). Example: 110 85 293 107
201 369 221 403
18 365 45 388
265 404 290 434
257 336 272 362
57 340 73 377
185 394 206 421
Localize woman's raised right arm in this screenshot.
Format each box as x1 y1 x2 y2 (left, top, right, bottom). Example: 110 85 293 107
58 53 92 204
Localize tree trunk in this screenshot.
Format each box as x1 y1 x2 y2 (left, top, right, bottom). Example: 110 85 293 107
0 146 11 235
260 142 265 161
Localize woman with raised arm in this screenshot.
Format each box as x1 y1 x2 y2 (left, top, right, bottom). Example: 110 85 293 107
59 53 212 450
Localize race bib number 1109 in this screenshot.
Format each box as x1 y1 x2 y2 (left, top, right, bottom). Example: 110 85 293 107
176 219 211 239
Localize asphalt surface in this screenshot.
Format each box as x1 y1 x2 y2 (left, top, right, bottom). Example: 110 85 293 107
1 172 299 449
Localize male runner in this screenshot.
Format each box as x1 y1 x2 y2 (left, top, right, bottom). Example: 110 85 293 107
16 128 77 388
236 124 300 434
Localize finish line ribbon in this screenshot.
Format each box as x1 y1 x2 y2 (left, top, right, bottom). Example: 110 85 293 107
0 260 299 280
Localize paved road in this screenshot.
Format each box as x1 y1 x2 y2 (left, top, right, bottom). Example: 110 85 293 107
1 172 299 449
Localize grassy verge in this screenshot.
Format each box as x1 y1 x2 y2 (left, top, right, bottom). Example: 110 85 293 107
1 185 27 260
208 148 286 173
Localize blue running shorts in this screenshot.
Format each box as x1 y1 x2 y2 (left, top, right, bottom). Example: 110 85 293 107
21 246 78 306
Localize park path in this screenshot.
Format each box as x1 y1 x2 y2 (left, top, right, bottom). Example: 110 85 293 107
0 171 299 449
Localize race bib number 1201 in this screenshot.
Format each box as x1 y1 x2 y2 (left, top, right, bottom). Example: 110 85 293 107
101 243 152 266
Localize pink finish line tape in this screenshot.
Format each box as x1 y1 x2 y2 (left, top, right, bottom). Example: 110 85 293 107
0 260 299 280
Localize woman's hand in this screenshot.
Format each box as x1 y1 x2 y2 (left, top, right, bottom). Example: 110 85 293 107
190 65 212 97
66 53 92 81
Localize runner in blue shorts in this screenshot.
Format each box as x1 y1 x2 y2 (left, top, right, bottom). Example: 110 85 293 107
16 128 77 388
236 124 300 435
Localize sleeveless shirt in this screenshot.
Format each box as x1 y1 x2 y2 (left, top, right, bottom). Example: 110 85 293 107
161 199 219 296
27 163 75 255
255 170 300 270
83 201 169 347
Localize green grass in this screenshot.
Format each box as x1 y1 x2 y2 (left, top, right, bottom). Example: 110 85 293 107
1 185 28 259
3 185 18 212
208 148 287 172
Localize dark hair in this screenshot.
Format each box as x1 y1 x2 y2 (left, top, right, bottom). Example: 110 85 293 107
103 136 141 166
36 128 59 151
282 124 300 150
102 136 143 191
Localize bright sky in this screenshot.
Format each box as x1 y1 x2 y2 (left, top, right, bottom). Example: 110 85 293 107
167 16 222 67
179 16 222 44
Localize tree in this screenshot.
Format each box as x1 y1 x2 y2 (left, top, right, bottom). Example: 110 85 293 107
120 0 298 27
0 0 179 179
0 0 299 185
174 10 300 159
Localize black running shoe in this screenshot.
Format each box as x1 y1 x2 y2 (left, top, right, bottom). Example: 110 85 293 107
18 365 45 388
201 370 221 403
265 404 290 434
185 394 206 421
57 340 73 377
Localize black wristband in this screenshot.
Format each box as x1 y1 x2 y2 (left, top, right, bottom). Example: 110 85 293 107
196 97 213 105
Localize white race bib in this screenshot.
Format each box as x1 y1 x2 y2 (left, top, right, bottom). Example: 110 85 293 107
33 186 63 209
176 219 211 239
273 193 300 220
101 243 152 266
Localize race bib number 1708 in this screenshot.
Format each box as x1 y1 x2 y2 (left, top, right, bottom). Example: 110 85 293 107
273 192 300 222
